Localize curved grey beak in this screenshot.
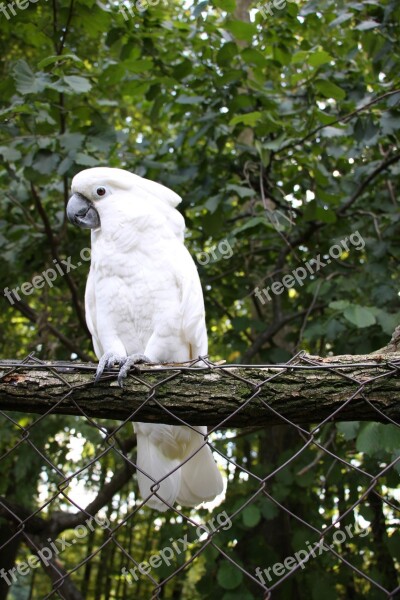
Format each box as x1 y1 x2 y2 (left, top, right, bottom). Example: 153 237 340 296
67 193 100 230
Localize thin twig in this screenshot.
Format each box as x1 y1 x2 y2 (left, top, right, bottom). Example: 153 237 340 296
30 184 89 335
338 152 400 216
278 89 400 155
293 280 322 353
297 429 336 476
6 292 92 361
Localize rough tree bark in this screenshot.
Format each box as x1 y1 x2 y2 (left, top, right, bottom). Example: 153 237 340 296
0 352 399 426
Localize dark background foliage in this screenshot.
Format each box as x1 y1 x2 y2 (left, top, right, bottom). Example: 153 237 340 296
0 0 399 598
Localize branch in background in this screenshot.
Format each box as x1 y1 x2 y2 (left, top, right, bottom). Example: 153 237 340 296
6 193 43 232
0 438 136 535
53 449 137 534
30 183 90 337
277 89 400 156
5 293 92 361
293 280 322 353
58 0 75 56
338 152 400 216
24 533 84 600
0 499 48 535
367 491 399 591
57 175 71 243
241 305 325 362
233 0 252 21
373 325 400 354
296 427 336 476
208 297 254 343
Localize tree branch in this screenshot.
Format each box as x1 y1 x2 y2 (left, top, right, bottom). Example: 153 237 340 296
277 89 400 155
4 293 92 361
240 305 325 362
0 354 399 425
0 437 137 536
30 183 90 336
338 152 400 216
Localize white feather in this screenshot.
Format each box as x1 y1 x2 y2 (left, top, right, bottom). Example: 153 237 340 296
73 167 224 511
134 423 182 512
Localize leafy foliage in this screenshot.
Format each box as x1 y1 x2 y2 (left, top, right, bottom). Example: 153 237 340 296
0 0 399 598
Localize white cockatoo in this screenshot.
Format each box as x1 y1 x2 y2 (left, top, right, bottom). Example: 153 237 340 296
66 167 224 511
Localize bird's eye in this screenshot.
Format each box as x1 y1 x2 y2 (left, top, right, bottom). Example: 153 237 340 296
96 187 106 197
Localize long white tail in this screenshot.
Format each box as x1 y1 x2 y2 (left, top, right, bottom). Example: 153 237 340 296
134 423 223 512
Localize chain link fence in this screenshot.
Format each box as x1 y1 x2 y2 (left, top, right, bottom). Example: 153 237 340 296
0 354 399 600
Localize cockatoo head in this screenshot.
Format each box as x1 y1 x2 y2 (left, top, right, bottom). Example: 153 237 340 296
67 167 182 232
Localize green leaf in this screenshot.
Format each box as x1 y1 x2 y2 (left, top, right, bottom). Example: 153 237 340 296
303 201 336 223
380 112 400 135
33 152 60 175
59 133 85 152
232 217 272 235
217 562 243 590
320 126 349 137
38 54 83 69
371 308 400 336
329 12 353 27
124 59 154 73
0 146 22 161
58 156 74 175
316 110 338 125
176 95 206 104
356 423 383 456
315 79 346 101
13 60 47 95
213 0 236 12
380 425 400 453
291 50 308 64
226 184 254 198
204 194 222 213
255 141 271 167
343 305 376 328
217 42 238 66
262 134 288 151
225 20 257 43
337 422 360 441
172 59 192 80
355 20 379 31
308 51 333 68
75 153 100 166
229 111 262 126
260 498 279 520
274 47 291 66
222 592 254 600
354 116 380 142
241 48 267 68
63 75 92 93
392 451 400 475
329 300 350 311
242 505 261 528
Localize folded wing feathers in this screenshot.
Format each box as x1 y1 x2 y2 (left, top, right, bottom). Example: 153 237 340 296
135 424 223 510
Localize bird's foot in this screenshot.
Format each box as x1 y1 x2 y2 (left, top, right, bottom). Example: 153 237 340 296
117 354 151 386
95 352 151 386
95 352 125 383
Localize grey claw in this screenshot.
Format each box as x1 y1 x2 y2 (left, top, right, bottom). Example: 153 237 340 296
117 354 151 387
95 352 125 383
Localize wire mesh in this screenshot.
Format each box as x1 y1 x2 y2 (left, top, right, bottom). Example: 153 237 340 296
0 354 399 600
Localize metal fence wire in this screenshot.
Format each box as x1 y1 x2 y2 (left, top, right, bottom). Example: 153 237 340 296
0 354 399 600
